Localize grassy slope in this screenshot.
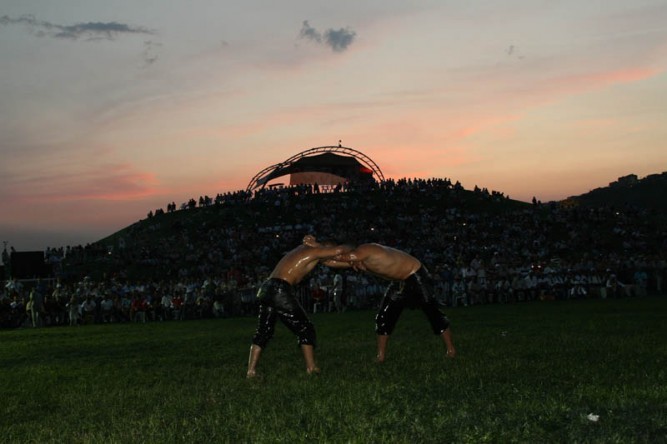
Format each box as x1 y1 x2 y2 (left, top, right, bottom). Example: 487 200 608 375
1 298 666 443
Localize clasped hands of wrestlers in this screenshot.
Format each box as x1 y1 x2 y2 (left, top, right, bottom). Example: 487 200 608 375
301 235 362 269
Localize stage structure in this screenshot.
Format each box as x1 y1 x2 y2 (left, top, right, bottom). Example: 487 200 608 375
246 145 385 193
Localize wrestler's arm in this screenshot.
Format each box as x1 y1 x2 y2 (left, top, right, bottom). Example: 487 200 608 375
335 245 372 263
329 247 372 272
321 259 353 269
312 244 352 260
352 261 368 272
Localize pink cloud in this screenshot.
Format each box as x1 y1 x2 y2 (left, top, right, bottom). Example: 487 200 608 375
549 67 661 94
6 164 161 203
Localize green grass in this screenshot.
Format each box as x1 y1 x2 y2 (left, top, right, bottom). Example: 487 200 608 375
2 298 666 443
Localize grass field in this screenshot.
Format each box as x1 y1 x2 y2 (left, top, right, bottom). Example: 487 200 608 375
1 297 666 443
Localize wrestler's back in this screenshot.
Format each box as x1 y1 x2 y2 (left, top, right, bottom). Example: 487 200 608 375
356 243 421 280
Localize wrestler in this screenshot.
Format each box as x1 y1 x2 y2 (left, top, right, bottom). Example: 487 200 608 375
320 242 456 362
246 235 351 378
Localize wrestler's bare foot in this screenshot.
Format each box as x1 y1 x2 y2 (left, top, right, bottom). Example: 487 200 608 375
306 366 321 375
375 354 385 363
246 369 258 379
441 329 456 359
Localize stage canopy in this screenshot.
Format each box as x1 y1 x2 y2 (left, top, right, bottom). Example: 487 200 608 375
246 146 384 192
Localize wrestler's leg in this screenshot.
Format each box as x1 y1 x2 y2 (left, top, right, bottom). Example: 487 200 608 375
376 334 390 363
421 300 456 358
246 344 262 378
441 328 456 358
248 304 277 377
300 344 320 375
276 303 319 374
375 285 405 363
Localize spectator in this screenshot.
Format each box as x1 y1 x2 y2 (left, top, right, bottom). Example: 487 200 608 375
67 296 79 326
81 296 96 325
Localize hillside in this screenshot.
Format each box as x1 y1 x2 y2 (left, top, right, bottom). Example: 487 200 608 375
63 182 528 280
57 174 666 282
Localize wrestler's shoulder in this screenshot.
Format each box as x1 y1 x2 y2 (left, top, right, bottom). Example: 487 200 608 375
358 243 385 251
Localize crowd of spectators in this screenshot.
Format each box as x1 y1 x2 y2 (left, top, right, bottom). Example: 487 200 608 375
2 177 666 328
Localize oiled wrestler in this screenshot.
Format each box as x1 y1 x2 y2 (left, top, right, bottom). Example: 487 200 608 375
247 235 350 378
324 242 456 362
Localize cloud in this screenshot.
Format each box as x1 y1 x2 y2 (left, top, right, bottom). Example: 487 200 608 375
540 66 662 99
0 14 155 40
299 20 322 43
141 40 162 66
4 164 160 203
299 20 356 52
324 27 357 52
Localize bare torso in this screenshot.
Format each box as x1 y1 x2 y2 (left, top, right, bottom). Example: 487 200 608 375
341 243 422 281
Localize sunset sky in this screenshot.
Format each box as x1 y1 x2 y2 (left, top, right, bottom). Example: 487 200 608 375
1 0 666 252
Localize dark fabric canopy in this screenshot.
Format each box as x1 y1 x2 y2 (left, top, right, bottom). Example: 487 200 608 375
260 153 374 184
